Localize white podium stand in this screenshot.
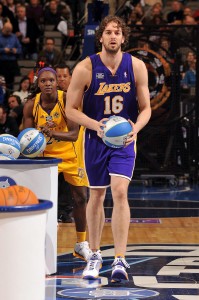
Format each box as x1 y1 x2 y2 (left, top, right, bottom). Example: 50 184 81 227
0 157 61 275
0 200 53 300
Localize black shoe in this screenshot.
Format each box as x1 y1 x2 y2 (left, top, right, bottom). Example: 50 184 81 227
58 213 73 223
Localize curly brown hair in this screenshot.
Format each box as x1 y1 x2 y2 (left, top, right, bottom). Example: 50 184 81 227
95 15 130 51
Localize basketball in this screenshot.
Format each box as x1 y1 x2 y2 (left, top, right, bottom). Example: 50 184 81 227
0 154 16 160
0 134 21 158
102 116 132 148
0 185 39 206
18 128 46 158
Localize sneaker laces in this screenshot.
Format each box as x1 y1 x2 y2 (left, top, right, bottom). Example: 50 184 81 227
112 257 130 268
90 250 102 261
86 251 102 271
86 259 98 271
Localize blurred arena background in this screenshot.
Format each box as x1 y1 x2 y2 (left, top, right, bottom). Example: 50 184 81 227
2 0 198 186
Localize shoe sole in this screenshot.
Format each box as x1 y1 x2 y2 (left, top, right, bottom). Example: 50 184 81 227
82 274 99 280
73 251 87 261
82 263 102 280
111 278 129 283
111 272 129 283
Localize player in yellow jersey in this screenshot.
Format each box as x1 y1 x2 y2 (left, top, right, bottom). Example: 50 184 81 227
23 67 91 261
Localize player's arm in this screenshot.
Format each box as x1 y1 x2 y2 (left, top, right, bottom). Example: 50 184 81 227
23 99 35 128
65 59 105 135
40 118 79 142
40 92 79 142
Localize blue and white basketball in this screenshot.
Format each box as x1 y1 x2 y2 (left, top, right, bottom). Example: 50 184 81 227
0 153 16 160
18 128 46 158
102 116 132 148
0 134 21 158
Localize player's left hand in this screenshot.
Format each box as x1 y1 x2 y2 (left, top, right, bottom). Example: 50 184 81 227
39 126 53 137
124 119 137 147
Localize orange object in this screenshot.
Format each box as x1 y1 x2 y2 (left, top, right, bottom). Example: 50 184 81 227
0 186 39 206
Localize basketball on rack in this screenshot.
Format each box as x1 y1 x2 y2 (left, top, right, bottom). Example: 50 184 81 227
0 134 21 158
18 128 46 158
0 185 39 206
102 116 132 148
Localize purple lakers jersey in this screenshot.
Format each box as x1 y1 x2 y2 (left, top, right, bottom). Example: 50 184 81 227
82 53 138 187
83 52 138 122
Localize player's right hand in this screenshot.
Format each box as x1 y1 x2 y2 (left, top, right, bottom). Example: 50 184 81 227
97 118 108 138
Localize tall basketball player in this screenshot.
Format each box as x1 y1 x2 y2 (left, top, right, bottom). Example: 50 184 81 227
65 16 151 282
23 67 92 262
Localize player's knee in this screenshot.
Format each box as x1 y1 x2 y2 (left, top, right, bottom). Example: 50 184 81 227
112 186 127 200
73 193 87 207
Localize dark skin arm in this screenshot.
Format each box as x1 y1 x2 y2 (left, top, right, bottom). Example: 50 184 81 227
23 98 79 142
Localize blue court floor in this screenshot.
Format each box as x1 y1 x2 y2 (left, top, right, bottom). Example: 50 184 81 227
46 181 199 299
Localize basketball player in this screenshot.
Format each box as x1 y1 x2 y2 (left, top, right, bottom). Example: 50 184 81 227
23 67 92 262
65 15 151 282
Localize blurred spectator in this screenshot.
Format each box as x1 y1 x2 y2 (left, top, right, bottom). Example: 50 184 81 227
167 0 184 24
181 51 196 75
193 9 199 24
5 0 16 16
183 6 193 18
13 75 31 104
7 94 23 127
127 9 141 26
181 60 196 89
174 15 197 47
37 37 64 66
158 37 173 63
0 22 21 90
138 40 151 50
0 104 19 136
145 0 162 6
55 6 74 45
55 6 81 54
44 0 70 12
126 2 145 25
26 0 44 25
134 2 145 20
0 0 16 28
0 75 7 104
0 75 12 107
55 63 71 92
44 0 62 25
0 75 5 103
14 4 41 60
143 3 166 46
0 3 4 31
144 2 164 24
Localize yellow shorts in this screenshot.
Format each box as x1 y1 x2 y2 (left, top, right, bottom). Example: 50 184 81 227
58 157 87 187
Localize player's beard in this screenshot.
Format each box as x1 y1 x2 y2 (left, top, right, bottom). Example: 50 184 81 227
103 43 121 55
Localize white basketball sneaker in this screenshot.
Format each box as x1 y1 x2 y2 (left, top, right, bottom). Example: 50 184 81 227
111 257 130 282
73 241 92 262
82 250 103 279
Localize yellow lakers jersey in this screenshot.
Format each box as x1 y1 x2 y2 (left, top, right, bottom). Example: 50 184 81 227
33 90 77 160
